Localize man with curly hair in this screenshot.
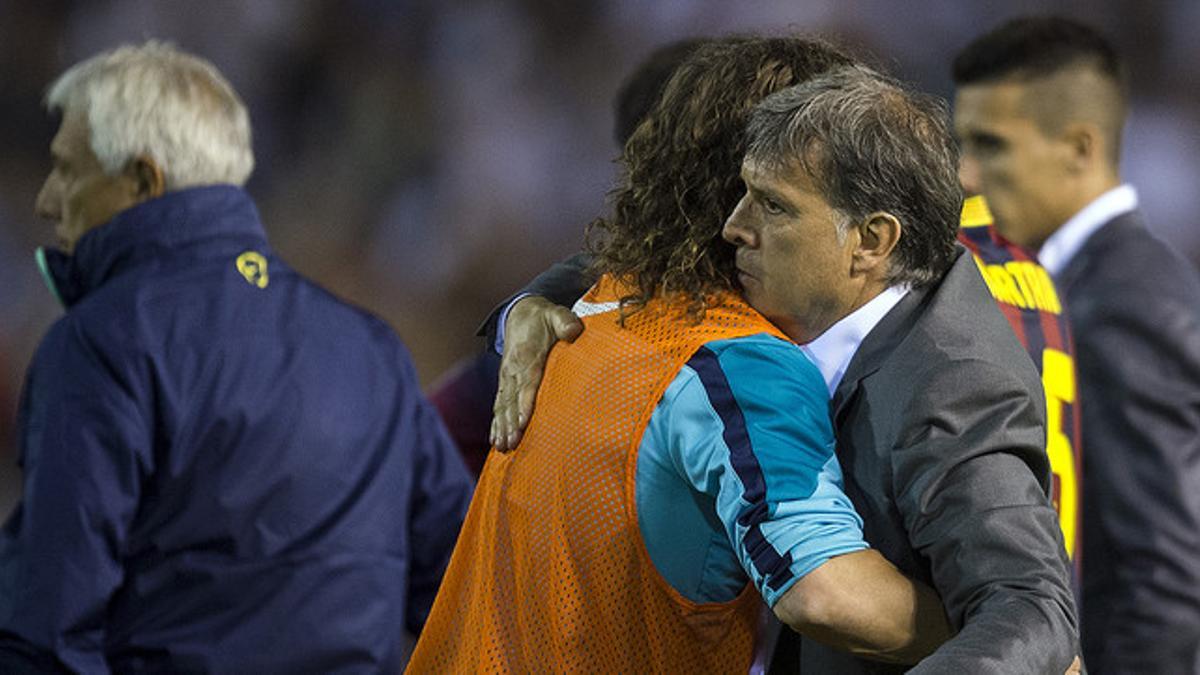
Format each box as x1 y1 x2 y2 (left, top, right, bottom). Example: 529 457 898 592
407 37 952 673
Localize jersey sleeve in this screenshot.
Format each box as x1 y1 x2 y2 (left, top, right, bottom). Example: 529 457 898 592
655 334 867 607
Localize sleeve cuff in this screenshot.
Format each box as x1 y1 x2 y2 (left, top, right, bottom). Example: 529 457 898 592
494 292 532 355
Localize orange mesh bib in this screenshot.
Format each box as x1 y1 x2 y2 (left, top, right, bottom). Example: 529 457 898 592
408 276 789 674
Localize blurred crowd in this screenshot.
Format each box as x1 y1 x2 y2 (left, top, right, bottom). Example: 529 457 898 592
1 0 1198 516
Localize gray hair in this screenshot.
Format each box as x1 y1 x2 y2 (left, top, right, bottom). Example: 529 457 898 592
745 65 962 287
46 41 254 189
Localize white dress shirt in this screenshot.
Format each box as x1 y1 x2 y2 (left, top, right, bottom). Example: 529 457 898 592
801 285 910 396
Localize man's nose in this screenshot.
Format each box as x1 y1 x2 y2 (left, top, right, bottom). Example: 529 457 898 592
35 178 60 221
958 155 982 196
722 197 754 246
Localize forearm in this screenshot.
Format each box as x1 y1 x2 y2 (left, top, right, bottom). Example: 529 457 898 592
773 549 951 664
911 498 1078 672
894 361 1078 670
908 585 1077 674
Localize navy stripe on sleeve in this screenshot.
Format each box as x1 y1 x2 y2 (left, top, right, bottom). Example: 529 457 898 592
686 346 795 591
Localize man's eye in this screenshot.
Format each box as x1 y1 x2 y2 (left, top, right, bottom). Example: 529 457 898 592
763 198 784 215
969 134 1006 157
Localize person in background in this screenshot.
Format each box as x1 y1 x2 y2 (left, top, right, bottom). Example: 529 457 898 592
954 15 1200 672
0 42 472 673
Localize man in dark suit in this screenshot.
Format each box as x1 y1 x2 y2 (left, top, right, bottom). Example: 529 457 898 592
954 16 1200 672
489 54 1078 673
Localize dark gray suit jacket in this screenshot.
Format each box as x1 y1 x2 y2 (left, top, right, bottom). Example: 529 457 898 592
1055 211 1200 674
490 249 1078 672
779 248 1077 673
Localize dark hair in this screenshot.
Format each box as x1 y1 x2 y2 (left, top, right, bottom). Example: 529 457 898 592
952 15 1123 86
612 39 707 147
745 66 962 288
588 36 855 320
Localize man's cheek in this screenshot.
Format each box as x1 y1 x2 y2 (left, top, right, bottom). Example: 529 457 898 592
68 182 111 231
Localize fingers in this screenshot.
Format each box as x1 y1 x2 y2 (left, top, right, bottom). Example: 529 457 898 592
491 349 544 451
491 352 526 451
489 296 581 451
490 376 518 451
548 306 584 342
515 364 543 433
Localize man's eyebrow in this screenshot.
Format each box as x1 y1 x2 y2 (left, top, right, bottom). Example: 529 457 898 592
749 178 788 202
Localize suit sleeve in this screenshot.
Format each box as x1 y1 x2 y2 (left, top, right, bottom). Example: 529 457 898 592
1075 294 1200 671
477 252 597 348
0 317 154 675
894 358 1078 674
397 345 475 635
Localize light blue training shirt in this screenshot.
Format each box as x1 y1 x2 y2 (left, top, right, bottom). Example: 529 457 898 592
635 333 867 607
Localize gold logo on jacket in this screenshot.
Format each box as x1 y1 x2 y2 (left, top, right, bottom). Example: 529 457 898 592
236 251 269 288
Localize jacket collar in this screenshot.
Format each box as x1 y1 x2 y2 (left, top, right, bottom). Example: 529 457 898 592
36 185 267 308
800 284 909 396
831 246 967 417
1054 209 1145 295
1038 184 1138 277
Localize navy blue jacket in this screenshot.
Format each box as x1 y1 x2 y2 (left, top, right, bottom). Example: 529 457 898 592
0 186 472 673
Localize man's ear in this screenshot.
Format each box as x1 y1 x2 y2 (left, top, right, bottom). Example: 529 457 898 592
125 155 166 200
1061 122 1102 174
851 212 901 278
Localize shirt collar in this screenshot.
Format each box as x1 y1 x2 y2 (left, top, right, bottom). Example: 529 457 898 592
37 185 267 308
1038 184 1138 277
801 285 909 395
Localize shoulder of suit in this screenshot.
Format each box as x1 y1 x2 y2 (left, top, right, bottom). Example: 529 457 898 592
1069 214 1200 308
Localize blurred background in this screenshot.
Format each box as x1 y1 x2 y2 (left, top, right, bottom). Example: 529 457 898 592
1 0 1197 516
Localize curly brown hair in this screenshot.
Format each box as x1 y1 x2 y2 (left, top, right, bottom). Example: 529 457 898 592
587 36 855 321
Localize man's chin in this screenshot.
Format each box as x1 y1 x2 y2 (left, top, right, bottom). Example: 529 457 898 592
740 287 771 316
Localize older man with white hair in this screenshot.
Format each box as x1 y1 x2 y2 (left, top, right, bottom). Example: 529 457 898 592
0 42 472 673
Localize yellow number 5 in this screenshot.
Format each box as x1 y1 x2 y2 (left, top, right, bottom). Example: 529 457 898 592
1043 348 1078 560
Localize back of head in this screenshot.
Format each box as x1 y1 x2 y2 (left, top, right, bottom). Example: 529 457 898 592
591 35 855 318
952 15 1122 88
745 66 962 287
46 41 255 190
612 39 707 148
952 15 1126 163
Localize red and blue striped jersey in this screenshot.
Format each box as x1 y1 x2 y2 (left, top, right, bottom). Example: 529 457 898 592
959 196 1082 569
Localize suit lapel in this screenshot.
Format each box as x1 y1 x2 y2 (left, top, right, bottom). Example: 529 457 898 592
830 287 924 422
831 248 969 422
